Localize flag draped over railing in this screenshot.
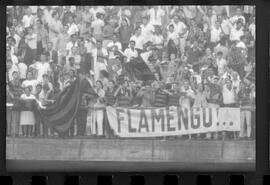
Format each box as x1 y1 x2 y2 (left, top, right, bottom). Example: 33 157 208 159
34 77 98 135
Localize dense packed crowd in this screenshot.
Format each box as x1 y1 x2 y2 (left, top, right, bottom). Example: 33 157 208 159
6 6 255 139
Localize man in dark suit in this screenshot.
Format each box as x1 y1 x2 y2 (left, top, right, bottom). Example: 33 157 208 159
17 41 35 66
46 42 58 64
79 46 93 74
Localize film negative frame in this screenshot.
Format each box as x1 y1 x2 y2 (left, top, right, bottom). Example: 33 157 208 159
0 0 269 184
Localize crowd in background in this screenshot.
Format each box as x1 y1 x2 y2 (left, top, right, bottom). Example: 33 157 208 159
6 6 255 139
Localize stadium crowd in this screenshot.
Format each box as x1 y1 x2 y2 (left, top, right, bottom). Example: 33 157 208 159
6 6 255 139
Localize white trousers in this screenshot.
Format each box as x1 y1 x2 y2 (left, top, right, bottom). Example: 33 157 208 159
240 110 252 138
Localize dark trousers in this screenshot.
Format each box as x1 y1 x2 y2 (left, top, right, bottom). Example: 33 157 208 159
42 121 48 137
76 109 88 136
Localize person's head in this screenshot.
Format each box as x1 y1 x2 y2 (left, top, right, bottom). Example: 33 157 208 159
27 26 33 34
71 34 77 42
154 25 160 34
108 80 115 89
153 72 160 81
170 53 176 61
79 46 87 55
183 80 190 89
236 20 243 30
96 40 102 49
68 15 74 23
214 20 220 28
71 46 78 55
9 26 15 36
60 56 66 65
213 76 219 84
52 11 59 19
40 53 47 62
142 16 148 25
24 86 31 95
173 14 179 23
207 8 213 16
26 71 33 80
135 26 141 36
69 57 75 66
26 7 32 16
42 83 50 92
129 40 136 49
168 24 174 32
11 70 19 80
151 80 159 90
240 35 247 43
205 47 212 56
217 51 223 59
69 69 76 77
225 79 232 88
47 42 53 50
121 18 128 27
36 19 43 28
7 36 15 46
36 83 42 94
96 80 103 89
42 74 49 82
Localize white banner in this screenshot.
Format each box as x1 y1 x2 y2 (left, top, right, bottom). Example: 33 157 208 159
106 106 241 138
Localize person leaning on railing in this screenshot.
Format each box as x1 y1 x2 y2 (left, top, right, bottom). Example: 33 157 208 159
238 79 254 140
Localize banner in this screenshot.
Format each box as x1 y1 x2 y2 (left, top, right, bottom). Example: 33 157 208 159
106 106 241 137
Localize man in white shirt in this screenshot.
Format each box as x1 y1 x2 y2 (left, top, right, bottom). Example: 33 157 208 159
222 79 237 107
229 7 245 25
67 16 79 36
7 59 19 82
66 34 78 55
18 62 28 81
210 21 222 44
22 7 34 28
25 27 37 50
229 20 244 42
140 16 154 43
147 6 165 26
30 53 51 82
216 51 227 75
129 27 144 52
124 40 138 63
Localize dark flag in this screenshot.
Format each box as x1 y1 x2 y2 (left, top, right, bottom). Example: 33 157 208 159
34 76 98 135
124 57 155 81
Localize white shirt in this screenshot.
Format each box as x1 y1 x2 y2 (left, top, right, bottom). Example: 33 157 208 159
216 58 227 75
11 54 18 65
167 31 179 44
30 62 51 82
230 15 246 25
140 23 154 42
18 62 28 79
66 41 78 55
221 19 232 35
230 26 244 41
91 19 104 35
8 64 19 81
22 79 39 94
236 41 247 49
210 26 222 43
222 85 236 104
22 14 34 28
25 33 37 49
169 21 187 36
249 23 255 40
147 8 165 25
124 48 138 62
130 35 144 50
67 23 79 36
